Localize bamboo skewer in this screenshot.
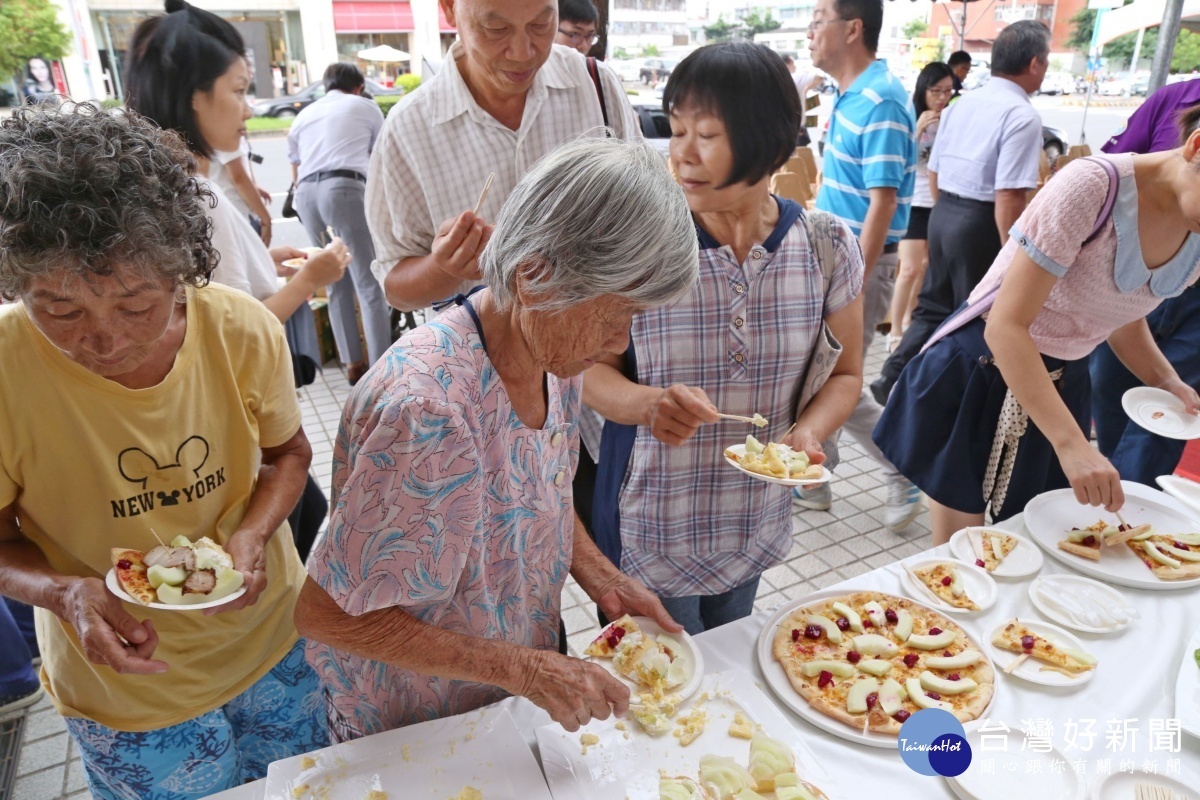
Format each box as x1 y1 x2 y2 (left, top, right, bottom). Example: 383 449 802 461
473 172 496 216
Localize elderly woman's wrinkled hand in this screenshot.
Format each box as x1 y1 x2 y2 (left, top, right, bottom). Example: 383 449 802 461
62 577 169 675
647 384 719 446
515 649 631 732
781 427 827 466
595 574 684 634
432 210 491 282
205 529 268 616
1159 375 1200 415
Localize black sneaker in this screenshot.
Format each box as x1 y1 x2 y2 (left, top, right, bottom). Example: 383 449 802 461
869 375 892 407
0 684 42 715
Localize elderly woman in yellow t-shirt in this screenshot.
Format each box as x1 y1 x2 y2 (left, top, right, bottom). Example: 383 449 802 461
0 107 327 797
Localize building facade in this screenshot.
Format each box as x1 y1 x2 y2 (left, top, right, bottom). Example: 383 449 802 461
609 0 689 53
929 0 1088 58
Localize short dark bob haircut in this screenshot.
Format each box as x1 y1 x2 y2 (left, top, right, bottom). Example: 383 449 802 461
663 42 800 189
124 0 245 158
913 62 954 116
559 0 599 24
324 62 365 94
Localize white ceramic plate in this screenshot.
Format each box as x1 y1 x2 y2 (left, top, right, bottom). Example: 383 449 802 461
949 526 1044 578
1023 483 1200 591
104 567 246 612
1156 474 1200 524
987 618 1096 687
1090 769 1197 800
947 723 1084 800
723 444 831 487
756 589 996 750
264 705 550 800
1122 386 1200 439
586 617 704 703
1027 574 1135 634
535 669 838 800
1175 620 1200 739
899 558 999 614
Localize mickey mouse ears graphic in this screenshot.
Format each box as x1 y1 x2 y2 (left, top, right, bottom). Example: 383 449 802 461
118 436 210 489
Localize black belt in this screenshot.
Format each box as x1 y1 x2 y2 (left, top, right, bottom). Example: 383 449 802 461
299 169 366 185
882 242 898 255
940 190 996 208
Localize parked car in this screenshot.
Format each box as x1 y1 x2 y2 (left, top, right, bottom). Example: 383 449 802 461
638 58 677 85
632 104 671 157
609 58 644 83
251 79 404 118
1097 74 1139 96
1042 124 1069 162
1038 72 1075 96
1130 75 1150 96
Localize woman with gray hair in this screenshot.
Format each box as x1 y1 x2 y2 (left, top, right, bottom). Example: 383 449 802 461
295 136 698 740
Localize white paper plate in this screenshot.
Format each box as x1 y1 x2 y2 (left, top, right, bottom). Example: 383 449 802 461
723 444 831 487
104 567 246 611
280 246 323 270
1023 483 1200 590
947 724 1085 800
756 589 996 749
1090 769 1197 800
949 527 1044 578
899 558 999 614
986 618 1096 688
535 669 838 800
1155 474 1200 523
264 705 550 800
586 617 703 703
1175 620 1200 739
1122 386 1200 439
1027 574 1135 634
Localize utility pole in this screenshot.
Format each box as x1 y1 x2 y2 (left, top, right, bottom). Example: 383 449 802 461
1149 0 1186 93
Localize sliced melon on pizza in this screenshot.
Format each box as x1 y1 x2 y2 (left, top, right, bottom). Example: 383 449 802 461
912 563 979 610
1126 536 1200 581
973 531 1019 572
110 548 156 605
584 614 640 657
1057 522 1108 561
991 620 1097 673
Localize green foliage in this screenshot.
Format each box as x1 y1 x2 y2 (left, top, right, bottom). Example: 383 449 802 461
394 73 421 93
741 8 782 37
100 98 121 110
1068 3 1154 68
245 116 294 132
376 95 401 116
1171 30 1200 72
643 43 661 56
902 19 929 40
0 0 72 80
704 16 737 43
613 47 630 60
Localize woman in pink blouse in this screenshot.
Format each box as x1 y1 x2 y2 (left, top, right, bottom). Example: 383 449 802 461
875 106 1200 544
295 138 699 741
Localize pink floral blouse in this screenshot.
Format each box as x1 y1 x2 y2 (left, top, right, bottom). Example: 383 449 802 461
306 304 580 742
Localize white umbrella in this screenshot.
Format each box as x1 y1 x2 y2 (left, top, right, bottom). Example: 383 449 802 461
356 45 411 62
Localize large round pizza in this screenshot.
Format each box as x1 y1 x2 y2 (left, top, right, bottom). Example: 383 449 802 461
772 591 994 735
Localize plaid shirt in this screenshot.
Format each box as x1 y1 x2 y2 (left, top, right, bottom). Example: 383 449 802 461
597 200 864 597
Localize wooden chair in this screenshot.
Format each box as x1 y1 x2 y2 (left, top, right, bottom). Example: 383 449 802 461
771 170 814 207
792 147 818 182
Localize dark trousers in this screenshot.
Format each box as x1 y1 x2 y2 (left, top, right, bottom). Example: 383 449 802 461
572 441 610 632
288 474 328 563
1091 284 1200 486
878 192 1002 391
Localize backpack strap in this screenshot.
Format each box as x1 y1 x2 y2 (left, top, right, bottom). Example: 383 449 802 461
586 57 610 128
803 209 839 305
1082 156 1119 245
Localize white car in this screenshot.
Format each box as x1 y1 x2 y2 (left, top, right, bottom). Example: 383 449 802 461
1039 72 1075 96
1097 76 1135 96
609 58 643 84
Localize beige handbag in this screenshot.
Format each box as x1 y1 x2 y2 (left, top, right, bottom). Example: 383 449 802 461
796 209 845 469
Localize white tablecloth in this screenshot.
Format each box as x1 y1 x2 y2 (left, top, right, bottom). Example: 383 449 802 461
207 510 1200 799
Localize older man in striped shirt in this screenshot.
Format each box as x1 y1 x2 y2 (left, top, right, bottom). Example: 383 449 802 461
805 0 921 531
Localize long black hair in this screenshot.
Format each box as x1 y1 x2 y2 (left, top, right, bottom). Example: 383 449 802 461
913 62 955 116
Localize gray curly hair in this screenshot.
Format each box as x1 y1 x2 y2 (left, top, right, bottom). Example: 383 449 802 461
0 103 217 297
480 136 699 312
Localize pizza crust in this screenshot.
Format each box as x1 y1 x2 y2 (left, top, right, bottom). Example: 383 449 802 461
110 547 155 605
1057 540 1101 561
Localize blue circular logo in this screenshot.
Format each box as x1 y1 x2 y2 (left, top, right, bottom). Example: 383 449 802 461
897 709 972 777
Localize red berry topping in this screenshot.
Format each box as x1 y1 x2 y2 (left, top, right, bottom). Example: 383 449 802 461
941 575 953 586
1082 535 1097 547
804 624 823 640
847 650 862 664
1174 540 1188 550
943 651 953 657
903 653 920 668
835 616 851 631
866 692 878 709
926 691 942 700
894 710 911 722
818 670 834 688
791 628 801 642
863 617 874 627
1021 634 1036 651
885 608 898 624
948 673 961 681
1118 523 1130 532
928 627 943 636
116 559 132 570
975 558 986 568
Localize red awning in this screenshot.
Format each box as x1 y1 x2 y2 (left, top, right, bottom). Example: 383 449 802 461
332 2 455 33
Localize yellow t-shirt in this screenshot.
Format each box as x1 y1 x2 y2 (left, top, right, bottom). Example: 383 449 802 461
0 283 307 731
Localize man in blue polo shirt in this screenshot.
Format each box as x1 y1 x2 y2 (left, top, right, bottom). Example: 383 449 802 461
805 0 921 531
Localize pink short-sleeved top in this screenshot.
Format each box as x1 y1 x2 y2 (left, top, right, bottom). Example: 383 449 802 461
305 304 579 741
967 154 1200 361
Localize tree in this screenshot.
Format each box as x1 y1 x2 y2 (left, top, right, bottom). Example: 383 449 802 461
741 9 782 37
902 18 930 40
1068 4 1155 68
643 43 661 57
0 0 72 81
704 16 738 43
1171 30 1200 71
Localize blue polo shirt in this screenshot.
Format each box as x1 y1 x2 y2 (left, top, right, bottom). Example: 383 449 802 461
817 59 916 244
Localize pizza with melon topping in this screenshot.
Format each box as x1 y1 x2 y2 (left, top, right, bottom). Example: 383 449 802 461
912 563 979 610
991 620 1097 673
1125 533 1200 581
771 591 994 736
970 530 1019 572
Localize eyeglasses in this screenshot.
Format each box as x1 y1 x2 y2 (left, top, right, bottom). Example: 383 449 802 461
927 88 954 97
808 17 847 32
558 28 599 45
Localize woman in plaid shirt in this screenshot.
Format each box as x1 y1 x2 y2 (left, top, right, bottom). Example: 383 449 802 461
588 42 867 635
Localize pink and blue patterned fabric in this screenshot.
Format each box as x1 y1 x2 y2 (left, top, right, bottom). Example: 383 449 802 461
65 639 326 800
306 304 580 741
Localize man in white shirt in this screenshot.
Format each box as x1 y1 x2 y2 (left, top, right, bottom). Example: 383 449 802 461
289 63 390 385
871 20 1049 404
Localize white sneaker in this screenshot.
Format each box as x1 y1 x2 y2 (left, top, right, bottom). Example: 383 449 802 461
885 332 900 352
885 477 923 532
793 483 832 511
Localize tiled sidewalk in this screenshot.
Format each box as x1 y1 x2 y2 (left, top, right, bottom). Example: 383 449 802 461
17 337 929 800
